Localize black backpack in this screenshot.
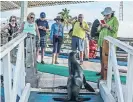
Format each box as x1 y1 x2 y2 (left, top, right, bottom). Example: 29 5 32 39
90 19 100 37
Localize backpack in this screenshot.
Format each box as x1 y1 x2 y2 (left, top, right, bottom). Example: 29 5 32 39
90 19 100 37
68 21 77 37
89 40 97 58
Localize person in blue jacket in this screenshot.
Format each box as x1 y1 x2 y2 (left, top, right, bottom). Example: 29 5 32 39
50 16 64 64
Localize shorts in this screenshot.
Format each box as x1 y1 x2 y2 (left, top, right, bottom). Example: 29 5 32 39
36 36 47 48
72 36 84 51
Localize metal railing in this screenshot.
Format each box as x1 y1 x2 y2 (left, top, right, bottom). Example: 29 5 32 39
0 33 30 102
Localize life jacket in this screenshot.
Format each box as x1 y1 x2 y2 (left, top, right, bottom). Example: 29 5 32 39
89 40 97 58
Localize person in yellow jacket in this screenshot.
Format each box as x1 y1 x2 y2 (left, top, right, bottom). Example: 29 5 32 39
68 14 89 65
96 7 119 77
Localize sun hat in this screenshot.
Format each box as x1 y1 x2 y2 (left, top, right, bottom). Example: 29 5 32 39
101 7 115 16
40 12 46 18
54 16 62 21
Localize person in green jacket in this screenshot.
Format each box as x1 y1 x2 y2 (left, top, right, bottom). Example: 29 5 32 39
96 7 119 76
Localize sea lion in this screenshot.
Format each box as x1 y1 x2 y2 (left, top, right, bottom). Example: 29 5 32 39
53 51 95 102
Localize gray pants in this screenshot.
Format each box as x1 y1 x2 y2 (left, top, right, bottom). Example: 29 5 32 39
84 37 89 59
25 34 36 68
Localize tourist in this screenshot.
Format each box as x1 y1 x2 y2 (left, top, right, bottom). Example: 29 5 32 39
50 16 64 64
36 12 49 64
18 12 40 67
68 14 89 65
2 16 18 41
84 22 92 60
96 7 119 79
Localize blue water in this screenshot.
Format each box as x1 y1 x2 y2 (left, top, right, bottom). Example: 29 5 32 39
28 91 103 102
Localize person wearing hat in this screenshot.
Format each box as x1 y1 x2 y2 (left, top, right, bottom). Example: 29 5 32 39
36 12 49 64
50 16 64 64
68 14 89 65
84 22 92 60
96 7 119 79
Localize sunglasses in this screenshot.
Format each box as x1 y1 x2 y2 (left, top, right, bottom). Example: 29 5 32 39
78 17 83 19
30 16 35 19
11 19 16 22
104 14 110 17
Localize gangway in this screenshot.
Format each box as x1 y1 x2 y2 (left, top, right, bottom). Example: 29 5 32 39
1 32 133 102
1 1 133 102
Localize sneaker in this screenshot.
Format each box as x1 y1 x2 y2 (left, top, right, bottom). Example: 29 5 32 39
80 61 83 65
41 61 45 64
96 72 101 76
84 58 89 61
55 61 59 64
36 61 39 63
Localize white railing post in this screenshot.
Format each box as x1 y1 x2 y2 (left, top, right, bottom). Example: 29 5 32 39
20 40 25 90
0 33 30 102
125 54 133 102
112 45 124 102
0 59 3 75
107 42 113 92
12 42 23 102
3 53 12 102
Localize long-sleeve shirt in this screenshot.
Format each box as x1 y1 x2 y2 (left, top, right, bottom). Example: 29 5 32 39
98 16 119 47
50 23 64 40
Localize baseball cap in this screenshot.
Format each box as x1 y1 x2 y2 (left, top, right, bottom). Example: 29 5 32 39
40 12 46 18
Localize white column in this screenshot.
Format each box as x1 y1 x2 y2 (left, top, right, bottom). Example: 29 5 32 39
112 45 124 102
20 1 28 23
12 43 22 102
107 42 113 92
125 54 133 102
20 41 25 90
3 53 12 102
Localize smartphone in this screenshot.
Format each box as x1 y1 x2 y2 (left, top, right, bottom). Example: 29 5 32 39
80 22 82 26
100 20 105 24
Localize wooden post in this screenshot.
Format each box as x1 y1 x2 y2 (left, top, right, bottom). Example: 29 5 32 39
3 53 12 102
101 40 109 80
